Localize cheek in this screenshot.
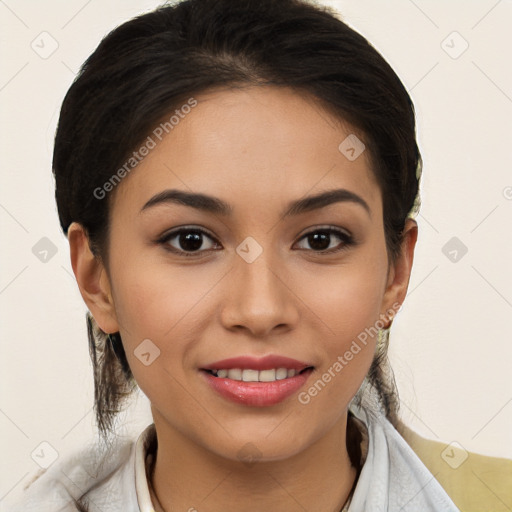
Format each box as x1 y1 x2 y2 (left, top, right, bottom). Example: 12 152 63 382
108 257 223 390
313 276 381 389
301 254 388 342
295 271 383 424
295 248 388 399
110 255 216 337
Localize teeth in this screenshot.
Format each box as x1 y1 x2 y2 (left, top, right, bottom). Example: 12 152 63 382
211 367 304 382
259 369 276 382
227 368 242 380
276 368 288 380
242 369 259 382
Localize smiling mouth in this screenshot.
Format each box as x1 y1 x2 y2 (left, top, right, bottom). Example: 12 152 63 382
201 357 315 406
203 367 314 382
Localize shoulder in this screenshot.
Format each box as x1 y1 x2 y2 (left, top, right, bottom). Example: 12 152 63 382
401 423 512 512
7 432 141 512
349 403 461 511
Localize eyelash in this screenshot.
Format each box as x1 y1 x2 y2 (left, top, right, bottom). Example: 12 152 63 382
156 226 355 258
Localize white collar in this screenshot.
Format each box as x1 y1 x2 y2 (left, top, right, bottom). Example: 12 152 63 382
134 424 158 512
9 404 459 511
348 404 460 511
131 406 459 512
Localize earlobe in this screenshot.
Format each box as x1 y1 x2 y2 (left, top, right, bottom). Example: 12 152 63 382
381 218 418 326
68 222 119 334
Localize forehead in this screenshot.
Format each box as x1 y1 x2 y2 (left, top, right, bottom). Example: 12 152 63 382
111 86 382 217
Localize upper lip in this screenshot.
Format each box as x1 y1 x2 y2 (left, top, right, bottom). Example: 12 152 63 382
201 355 313 372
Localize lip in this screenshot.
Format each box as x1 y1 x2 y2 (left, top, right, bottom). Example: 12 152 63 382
202 355 312 372
200 355 314 407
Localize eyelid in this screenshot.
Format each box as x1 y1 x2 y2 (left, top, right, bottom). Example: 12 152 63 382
156 225 218 243
297 224 352 239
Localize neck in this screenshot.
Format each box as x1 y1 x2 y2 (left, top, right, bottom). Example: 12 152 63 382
149 410 358 512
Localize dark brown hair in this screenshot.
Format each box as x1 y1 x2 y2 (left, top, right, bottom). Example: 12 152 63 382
54 0 421 443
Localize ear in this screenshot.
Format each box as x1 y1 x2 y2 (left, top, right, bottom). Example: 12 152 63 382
380 218 418 326
68 222 119 334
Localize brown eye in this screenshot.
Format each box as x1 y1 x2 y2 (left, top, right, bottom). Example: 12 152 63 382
295 228 353 253
158 227 221 256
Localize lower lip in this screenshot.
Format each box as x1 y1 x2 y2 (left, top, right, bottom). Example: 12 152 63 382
201 369 313 407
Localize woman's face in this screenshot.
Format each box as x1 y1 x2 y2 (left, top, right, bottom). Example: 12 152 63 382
80 86 412 461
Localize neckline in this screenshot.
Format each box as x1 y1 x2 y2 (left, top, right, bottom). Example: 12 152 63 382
138 411 369 512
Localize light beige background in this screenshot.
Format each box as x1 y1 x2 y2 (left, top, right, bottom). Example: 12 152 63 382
1 0 511 507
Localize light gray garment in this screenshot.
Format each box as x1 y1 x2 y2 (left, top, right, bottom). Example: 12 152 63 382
348 404 460 511
8 404 460 512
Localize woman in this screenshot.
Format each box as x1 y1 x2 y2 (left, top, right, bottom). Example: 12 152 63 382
11 0 463 510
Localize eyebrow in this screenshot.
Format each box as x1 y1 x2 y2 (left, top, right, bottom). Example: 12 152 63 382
141 188 371 218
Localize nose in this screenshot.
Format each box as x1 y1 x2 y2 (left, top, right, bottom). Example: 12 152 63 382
219 249 300 338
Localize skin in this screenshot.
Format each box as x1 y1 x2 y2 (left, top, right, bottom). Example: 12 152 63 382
69 86 417 512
